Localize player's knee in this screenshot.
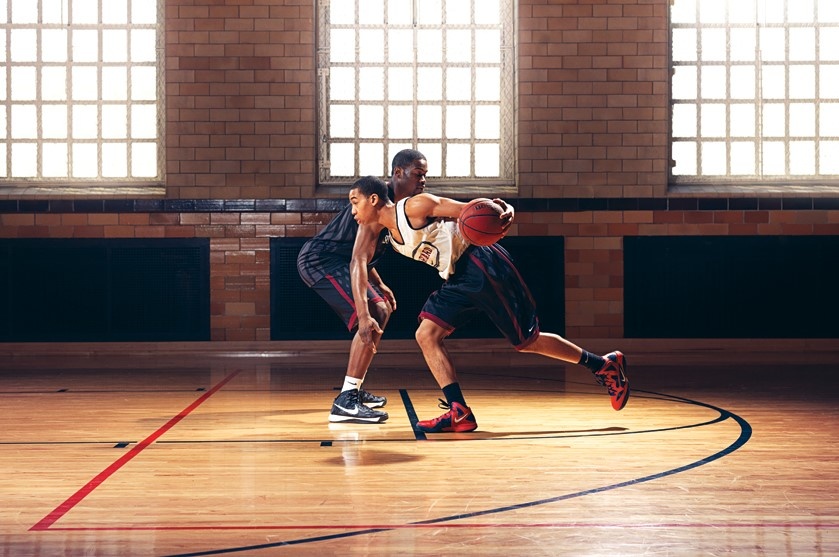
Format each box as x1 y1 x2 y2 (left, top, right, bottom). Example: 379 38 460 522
370 301 391 327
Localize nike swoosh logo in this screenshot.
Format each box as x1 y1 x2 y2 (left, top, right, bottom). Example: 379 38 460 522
454 412 470 423
335 404 359 415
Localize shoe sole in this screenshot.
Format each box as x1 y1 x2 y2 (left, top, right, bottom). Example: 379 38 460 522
329 414 388 423
363 401 386 408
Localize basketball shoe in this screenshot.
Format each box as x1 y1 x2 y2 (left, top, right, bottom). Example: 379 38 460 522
416 400 477 433
329 389 389 423
593 351 629 410
359 389 387 408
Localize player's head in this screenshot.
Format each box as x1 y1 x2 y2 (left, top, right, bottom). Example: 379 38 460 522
390 149 428 200
349 176 389 226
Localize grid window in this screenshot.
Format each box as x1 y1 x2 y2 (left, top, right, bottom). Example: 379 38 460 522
671 0 839 184
317 0 516 187
0 0 163 184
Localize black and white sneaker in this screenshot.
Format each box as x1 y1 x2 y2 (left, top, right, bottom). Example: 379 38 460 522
329 390 389 423
359 389 387 408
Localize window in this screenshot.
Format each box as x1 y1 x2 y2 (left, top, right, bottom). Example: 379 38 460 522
0 0 163 184
670 0 839 183
317 0 516 188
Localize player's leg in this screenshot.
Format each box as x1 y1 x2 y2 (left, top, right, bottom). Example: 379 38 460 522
412 295 478 433
311 273 390 422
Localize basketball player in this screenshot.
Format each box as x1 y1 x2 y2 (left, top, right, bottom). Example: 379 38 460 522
348 176 629 433
297 150 428 424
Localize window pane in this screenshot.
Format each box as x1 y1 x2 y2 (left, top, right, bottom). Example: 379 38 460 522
730 104 755 137
42 106 68 139
672 141 698 175
72 143 98 177
672 66 697 100
131 30 157 62
475 30 500 63
700 104 725 137
388 68 413 101
11 105 37 138
789 28 815 61
42 143 68 177
103 31 128 63
41 67 67 101
474 143 499 177
10 29 36 62
672 29 697 62
417 67 442 101
672 104 697 137
790 141 815 174
11 67 37 101
359 0 384 25
729 29 756 62
11 143 37 177
417 30 442 63
330 68 356 101
102 143 128 177
131 143 157 177
446 106 471 139
446 68 471 101
762 141 786 174
820 141 839 173
446 30 471 63
700 141 726 174
786 138 816 174
700 29 726 61
730 66 755 99
73 106 98 139
789 65 815 99
730 142 756 175
417 105 442 138
388 30 414 63
701 66 726 99
388 105 412 138
72 67 99 101
359 67 384 101
131 67 157 101
102 0 128 24
789 103 815 136
72 30 99 63
359 106 384 139
475 105 500 139
330 105 354 138
42 30 68 62
446 143 471 176
359 30 384 63
330 30 355 63
359 143 384 175
329 143 354 176
820 104 839 135
102 67 128 101
762 104 786 137
131 105 157 139
475 67 500 101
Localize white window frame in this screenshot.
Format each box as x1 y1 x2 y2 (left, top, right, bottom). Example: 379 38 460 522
0 0 165 186
316 0 517 192
670 0 839 185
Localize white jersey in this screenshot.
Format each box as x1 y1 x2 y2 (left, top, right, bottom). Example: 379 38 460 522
391 197 471 280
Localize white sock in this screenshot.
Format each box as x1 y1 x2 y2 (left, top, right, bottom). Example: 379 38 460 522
341 376 362 392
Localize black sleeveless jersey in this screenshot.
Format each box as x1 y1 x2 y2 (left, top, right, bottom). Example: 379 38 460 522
296 202 391 287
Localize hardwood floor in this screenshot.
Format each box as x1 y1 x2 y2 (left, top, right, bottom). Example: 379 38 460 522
0 342 837 556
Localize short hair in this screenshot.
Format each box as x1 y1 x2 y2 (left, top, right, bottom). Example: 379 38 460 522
390 148 426 174
353 175 389 200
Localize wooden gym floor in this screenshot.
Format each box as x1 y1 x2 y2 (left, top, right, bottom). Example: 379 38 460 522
0 340 837 556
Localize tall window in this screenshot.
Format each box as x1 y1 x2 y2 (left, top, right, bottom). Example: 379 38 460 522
671 0 839 183
317 0 516 187
0 0 163 184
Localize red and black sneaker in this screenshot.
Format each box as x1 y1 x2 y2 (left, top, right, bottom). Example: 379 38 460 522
416 400 478 433
593 351 630 411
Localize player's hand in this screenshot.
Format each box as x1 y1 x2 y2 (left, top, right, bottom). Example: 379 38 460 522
358 316 384 353
493 198 515 230
379 283 397 312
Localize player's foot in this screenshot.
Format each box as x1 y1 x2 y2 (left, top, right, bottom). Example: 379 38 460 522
593 351 629 410
329 389 389 423
359 389 387 408
416 400 477 433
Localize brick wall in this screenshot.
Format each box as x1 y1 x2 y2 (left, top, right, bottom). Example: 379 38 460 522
1 0 839 344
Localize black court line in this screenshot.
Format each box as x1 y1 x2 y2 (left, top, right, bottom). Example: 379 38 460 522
161 388 753 557
399 388 426 440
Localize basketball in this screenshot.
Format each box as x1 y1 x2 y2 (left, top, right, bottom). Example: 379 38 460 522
458 198 508 246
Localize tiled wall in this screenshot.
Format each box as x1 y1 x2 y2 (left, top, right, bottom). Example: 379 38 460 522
1 0 839 344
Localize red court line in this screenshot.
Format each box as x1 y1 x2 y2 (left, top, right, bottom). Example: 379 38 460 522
42 522 839 531
30 370 242 532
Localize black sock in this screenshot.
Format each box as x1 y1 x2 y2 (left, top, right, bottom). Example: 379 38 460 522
442 382 467 407
579 350 606 373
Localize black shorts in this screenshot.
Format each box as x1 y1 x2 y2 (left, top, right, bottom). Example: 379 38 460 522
419 244 541 349
310 266 385 332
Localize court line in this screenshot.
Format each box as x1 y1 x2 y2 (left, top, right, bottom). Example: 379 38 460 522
29 369 242 532
158 389 753 556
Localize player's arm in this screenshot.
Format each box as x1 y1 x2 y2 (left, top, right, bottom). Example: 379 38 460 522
405 193 514 228
350 223 386 349
368 267 396 313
